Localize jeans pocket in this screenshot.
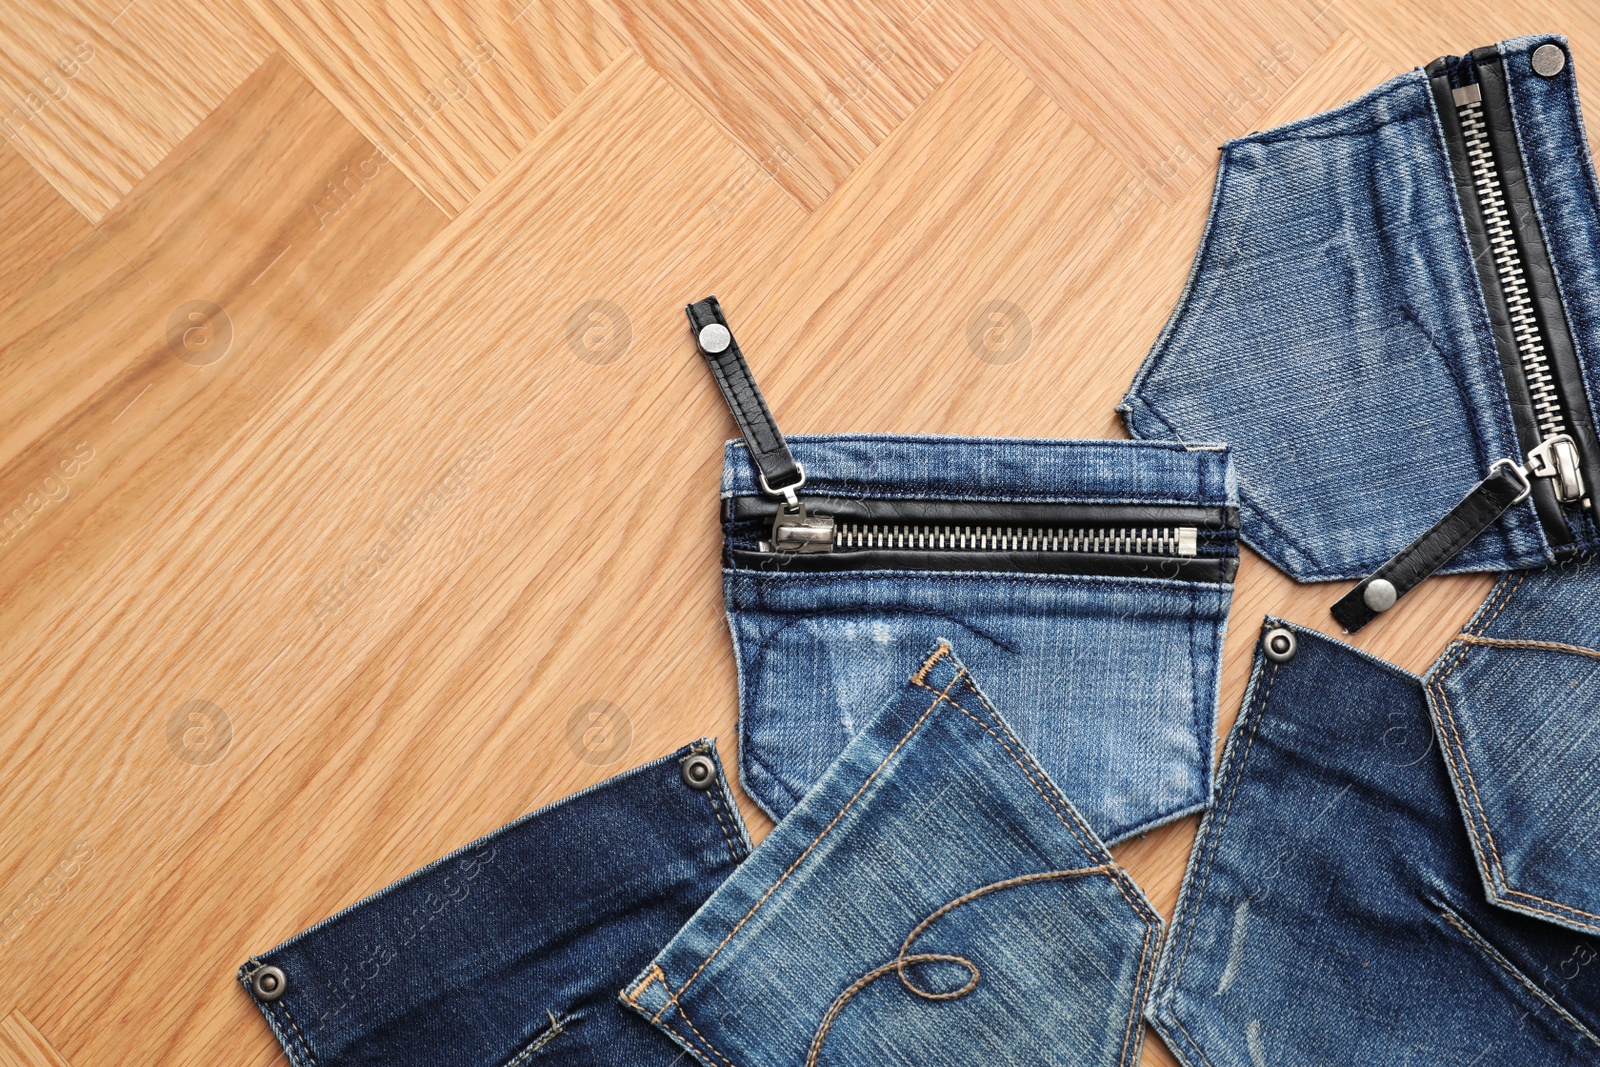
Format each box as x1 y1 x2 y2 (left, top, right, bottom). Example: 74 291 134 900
720 435 1237 844
1426 563 1600 935
623 644 1161 1067
1119 64 1549 580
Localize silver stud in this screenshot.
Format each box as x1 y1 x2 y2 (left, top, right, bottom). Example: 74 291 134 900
252 965 288 1002
697 323 731 354
1363 578 1398 613
681 754 717 790
1532 43 1566 78
1263 627 1297 663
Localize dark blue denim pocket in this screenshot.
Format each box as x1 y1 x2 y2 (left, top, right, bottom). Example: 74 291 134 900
721 434 1237 844
239 742 747 1067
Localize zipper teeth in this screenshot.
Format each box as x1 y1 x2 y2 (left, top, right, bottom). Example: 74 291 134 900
834 524 1190 554
1457 95 1569 441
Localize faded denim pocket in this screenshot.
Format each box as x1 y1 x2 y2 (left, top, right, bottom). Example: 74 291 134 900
1119 58 1553 581
1426 560 1600 936
721 434 1237 844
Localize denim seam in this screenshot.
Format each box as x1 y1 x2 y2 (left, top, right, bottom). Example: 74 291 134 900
1436 903 1600 1048
501 1012 578 1067
1231 76 1423 147
1429 581 1600 931
911 673 1159 1067
1455 633 1600 660
741 743 806 811
1165 660 1280 1067
276 995 318 1067
731 568 1230 594
670 651 967 999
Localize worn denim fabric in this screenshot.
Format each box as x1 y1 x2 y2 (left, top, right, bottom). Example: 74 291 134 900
722 434 1238 843
623 643 1162 1067
1426 559 1600 934
1149 621 1600 1065
1120 34 1600 580
239 742 749 1067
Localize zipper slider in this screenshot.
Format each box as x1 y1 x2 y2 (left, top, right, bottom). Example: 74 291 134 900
1525 434 1586 503
764 497 835 553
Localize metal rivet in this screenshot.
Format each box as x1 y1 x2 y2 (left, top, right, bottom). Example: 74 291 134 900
1532 43 1566 77
681 754 716 791
1263 627 1297 663
697 323 731 354
1363 578 1398 613
252 965 287 1002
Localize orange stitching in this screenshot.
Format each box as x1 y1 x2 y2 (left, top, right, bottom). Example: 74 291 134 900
1454 634 1600 660
804 869 1117 1067
1438 905 1600 1048
909 641 952 686
1171 663 1277 1002
674 664 966 997
1429 660 1600 931
1468 571 1528 636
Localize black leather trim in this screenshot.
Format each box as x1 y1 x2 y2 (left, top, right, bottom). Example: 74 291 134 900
1330 464 1528 632
1428 62 1571 543
727 547 1233 583
1474 47 1600 531
687 296 801 492
724 495 1236 530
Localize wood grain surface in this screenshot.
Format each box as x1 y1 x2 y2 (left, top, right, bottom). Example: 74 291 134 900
0 3 1592 1065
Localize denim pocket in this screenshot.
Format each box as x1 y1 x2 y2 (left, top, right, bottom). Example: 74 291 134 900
1425 561 1600 936
1119 61 1551 580
721 435 1237 844
623 644 1161 1067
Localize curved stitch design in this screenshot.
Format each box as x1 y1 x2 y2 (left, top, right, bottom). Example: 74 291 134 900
805 869 1114 1067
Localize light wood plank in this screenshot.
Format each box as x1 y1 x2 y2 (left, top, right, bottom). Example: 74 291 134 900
610 0 984 209
959 0 1346 204
0 1013 71 1067
0 0 268 218
0 142 90 314
242 0 627 214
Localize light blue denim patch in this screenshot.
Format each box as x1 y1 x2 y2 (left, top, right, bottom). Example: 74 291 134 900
622 643 1161 1067
720 434 1238 844
1120 35 1600 581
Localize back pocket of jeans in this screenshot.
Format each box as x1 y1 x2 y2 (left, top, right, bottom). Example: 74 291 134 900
724 487 1235 844
1426 566 1600 935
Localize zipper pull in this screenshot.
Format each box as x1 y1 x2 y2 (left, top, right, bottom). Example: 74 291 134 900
687 296 806 498
1330 459 1530 633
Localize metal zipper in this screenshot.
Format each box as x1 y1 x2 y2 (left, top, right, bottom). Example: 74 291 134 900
766 507 1197 557
1451 80 1586 503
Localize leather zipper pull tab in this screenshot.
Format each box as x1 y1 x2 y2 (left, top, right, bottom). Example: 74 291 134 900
687 296 805 502
1331 460 1531 633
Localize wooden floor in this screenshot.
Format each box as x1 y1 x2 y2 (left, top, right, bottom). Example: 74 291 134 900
0 3 1594 1065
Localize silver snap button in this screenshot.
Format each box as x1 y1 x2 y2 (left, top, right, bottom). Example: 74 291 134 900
1532 43 1566 77
681 754 716 790
697 323 731 354
1263 627 1297 663
1362 578 1398 613
252 965 288 1002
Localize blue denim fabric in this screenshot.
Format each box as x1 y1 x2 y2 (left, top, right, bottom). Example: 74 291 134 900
722 434 1237 843
1149 621 1600 1065
1427 559 1600 934
1120 34 1600 580
239 742 748 1067
623 643 1162 1067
